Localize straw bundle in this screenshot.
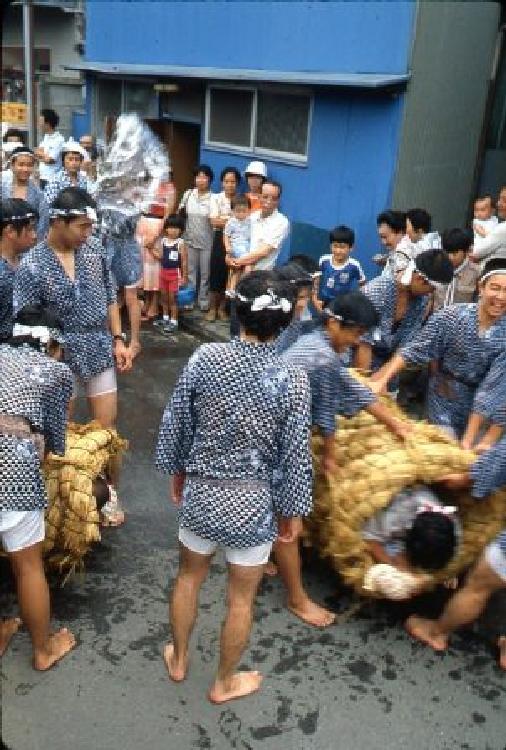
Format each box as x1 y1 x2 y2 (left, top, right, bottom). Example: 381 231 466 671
43 422 128 575
310 386 506 597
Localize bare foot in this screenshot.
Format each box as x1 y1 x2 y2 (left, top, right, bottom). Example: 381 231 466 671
208 671 263 704
33 628 76 670
163 643 187 682
264 561 278 577
130 341 142 360
0 617 22 656
405 615 448 652
498 636 506 671
288 597 336 628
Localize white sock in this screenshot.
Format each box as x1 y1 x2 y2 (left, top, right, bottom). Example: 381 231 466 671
170 318 178 327
163 314 169 321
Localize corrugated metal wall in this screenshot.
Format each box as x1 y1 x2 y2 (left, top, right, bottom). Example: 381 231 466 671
392 1 500 228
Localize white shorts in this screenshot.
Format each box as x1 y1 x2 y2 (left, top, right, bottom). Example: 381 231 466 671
485 541 506 582
179 527 272 566
72 367 117 398
0 510 45 553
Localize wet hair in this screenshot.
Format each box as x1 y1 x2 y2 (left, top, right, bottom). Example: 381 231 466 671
289 254 319 275
326 291 379 330
405 512 457 571
480 257 506 281
9 145 35 163
3 128 25 144
235 270 292 341
49 186 96 223
220 166 241 184
263 179 282 198
1 198 38 235
231 194 250 210
406 208 432 234
193 164 214 183
377 210 406 233
441 228 472 254
329 225 355 246
163 213 185 233
40 108 59 129
8 304 63 353
415 249 454 284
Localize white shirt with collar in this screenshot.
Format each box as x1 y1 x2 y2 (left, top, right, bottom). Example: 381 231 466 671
38 130 65 181
249 208 290 270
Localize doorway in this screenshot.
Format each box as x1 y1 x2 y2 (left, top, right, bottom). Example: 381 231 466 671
145 119 201 201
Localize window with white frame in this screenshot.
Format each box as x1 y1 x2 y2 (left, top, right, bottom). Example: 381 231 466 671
205 85 311 163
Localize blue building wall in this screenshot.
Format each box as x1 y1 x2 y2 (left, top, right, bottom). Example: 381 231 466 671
86 1 415 75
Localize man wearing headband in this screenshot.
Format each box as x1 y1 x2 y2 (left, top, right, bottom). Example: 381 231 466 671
43 139 95 207
0 199 38 342
156 271 312 703
13 187 132 524
355 249 454 385
0 304 76 668
2 146 49 240
370 258 506 443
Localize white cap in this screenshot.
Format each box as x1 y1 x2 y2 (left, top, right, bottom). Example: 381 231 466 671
244 160 267 178
62 139 88 160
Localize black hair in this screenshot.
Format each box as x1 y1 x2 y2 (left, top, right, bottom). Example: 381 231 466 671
329 225 355 246
326 291 379 330
289 254 319 275
405 512 457 572
220 166 241 184
276 262 312 293
376 210 406 233
49 186 96 223
1 198 38 235
263 179 282 198
193 164 214 183
480 257 506 281
231 194 250 210
235 270 292 341
9 145 35 163
3 128 25 144
40 108 59 129
415 249 454 284
163 213 185 233
8 303 63 353
441 228 472 254
474 193 494 207
406 208 432 234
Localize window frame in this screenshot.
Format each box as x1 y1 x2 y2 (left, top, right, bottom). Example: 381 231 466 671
204 83 312 166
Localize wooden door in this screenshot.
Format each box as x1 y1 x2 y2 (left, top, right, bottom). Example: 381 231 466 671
145 119 200 202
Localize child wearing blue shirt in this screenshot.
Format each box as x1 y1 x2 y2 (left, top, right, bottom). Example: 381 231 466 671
224 195 252 294
317 225 365 306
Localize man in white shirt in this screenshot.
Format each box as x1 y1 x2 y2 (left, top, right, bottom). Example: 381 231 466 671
232 180 289 272
34 109 65 189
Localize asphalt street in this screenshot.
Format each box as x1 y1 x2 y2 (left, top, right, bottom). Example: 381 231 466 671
1 326 505 750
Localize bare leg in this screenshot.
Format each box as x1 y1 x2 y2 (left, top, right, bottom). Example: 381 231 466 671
205 292 217 321
217 293 228 320
124 286 142 358
208 562 264 704
9 543 75 670
406 557 505 652
0 617 22 656
165 544 212 682
498 636 506 670
88 391 117 431
274 540 335 627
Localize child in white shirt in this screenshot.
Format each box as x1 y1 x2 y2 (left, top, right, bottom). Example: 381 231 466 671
473 195 498 252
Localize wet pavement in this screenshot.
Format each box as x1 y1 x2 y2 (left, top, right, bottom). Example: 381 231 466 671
1 326 505 750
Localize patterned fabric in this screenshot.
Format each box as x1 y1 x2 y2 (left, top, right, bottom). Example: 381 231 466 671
497 530 506 555
400 304 506 436
433 259 480 310
13 239 116 381
279 327 376 435
155 338 313 547
470 434 506 499
0 343 72 512
362 275 429 371
100 208 143 289
43 168 94 206
0 259 16 342
1 172 49 240
275 317 321 354
224 216 251 259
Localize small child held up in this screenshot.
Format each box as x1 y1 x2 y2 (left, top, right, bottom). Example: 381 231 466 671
473 194 498 251
153 214 188 334
224 194 252 294
434 228 479 309
317 225 365 308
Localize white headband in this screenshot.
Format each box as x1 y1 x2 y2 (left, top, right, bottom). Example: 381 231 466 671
416 501 457 517
9 148 36 162
3 211 37 224
235 288 292 313
48 206 98 222
323 310 343 323
12 323 52 344
480 269 506 284
400 259 432 287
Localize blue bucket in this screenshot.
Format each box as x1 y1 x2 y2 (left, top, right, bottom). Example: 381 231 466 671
177 284 196 308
